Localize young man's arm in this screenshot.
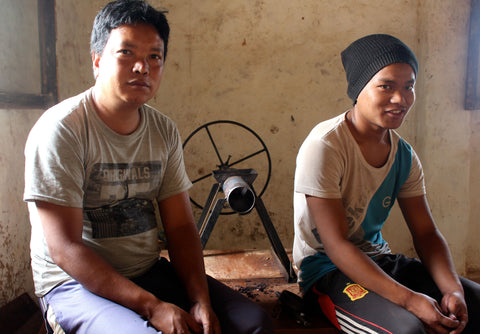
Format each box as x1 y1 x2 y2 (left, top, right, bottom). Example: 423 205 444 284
35 200 203 334
398 195 468 333
307 195 460 333
159 191 221 334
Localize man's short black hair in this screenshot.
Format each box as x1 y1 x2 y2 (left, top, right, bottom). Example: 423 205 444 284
90 0 170 59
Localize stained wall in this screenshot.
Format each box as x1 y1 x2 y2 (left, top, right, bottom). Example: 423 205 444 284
1 0 478 306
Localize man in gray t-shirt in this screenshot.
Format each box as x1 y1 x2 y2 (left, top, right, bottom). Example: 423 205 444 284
24 1 273 333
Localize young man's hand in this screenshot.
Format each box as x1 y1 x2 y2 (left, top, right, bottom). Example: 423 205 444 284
441 291 468 334
190 302 221 334
406 292 460 334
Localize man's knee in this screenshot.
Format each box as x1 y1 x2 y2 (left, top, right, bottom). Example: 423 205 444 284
207 277 274 334
220 304 273 334
242 306 273 334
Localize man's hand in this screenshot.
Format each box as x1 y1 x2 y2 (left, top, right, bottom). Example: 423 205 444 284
190 302 221 334
406 292 460 334
441 291 468 334
148 300 202 334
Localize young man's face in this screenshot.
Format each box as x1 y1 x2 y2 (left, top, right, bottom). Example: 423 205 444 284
93 23 165 109
355 63 416 131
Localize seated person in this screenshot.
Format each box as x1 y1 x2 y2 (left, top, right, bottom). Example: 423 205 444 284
293 34 480 333
23 1 273 333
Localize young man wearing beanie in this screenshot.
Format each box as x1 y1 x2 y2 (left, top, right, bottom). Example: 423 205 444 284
293 34 480 333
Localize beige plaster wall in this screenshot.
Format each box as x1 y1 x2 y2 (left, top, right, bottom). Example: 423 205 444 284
469 108 480 274
0 0 478 307
0 109 42 305
414 0 473 274
55 0 422 252
0 0 45 306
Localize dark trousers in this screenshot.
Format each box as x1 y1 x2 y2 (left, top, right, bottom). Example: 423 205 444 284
305 254 480 334
133 257 274 334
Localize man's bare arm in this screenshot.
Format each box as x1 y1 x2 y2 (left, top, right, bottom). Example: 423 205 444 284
306 195 459 333
35 200 200 334
159 191 221 334
399 195 467 333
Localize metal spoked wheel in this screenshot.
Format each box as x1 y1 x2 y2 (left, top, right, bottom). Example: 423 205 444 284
182 120 272 215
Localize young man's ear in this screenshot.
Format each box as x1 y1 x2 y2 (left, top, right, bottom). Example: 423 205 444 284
92 51 101 79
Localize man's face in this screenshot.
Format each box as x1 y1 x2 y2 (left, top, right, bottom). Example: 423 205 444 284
93 23 165 108
355 63 416 131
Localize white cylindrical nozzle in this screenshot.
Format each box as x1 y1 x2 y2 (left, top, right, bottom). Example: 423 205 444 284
222 176 255 213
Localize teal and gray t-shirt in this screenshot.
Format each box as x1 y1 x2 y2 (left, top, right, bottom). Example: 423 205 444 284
293 112 425 292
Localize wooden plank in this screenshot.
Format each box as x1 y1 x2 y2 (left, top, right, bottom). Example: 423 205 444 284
0 92 55 109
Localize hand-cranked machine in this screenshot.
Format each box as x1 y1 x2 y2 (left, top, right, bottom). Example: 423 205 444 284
183 120 296 282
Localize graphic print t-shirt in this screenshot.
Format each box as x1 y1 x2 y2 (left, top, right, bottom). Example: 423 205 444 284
24 88 192 296
293 112 426 291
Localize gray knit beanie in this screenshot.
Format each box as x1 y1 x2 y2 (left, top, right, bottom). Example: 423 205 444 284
341 34 418 102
